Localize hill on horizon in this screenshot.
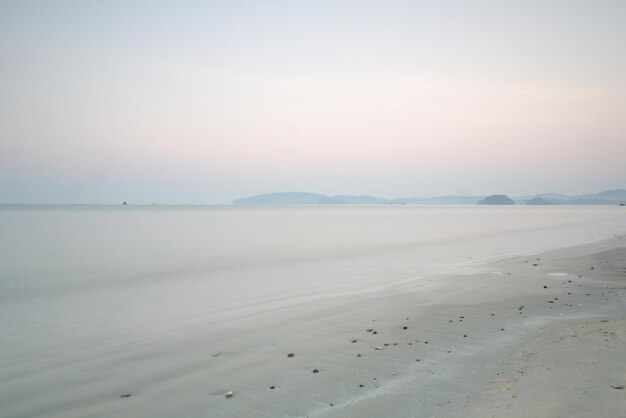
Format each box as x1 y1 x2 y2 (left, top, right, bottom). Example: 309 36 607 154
233 189 626 206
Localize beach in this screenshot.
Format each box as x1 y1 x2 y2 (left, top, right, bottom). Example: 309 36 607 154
1 205 625 417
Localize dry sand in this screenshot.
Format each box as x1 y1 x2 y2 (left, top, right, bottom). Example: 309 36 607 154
1 234 625 417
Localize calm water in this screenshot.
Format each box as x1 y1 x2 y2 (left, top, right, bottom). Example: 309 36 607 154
1 205 625 297
1 205 625 417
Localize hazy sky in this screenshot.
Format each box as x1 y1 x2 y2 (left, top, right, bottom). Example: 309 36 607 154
1 0 625 203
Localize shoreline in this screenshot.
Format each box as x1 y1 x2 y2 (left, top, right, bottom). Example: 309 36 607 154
1 235 625 417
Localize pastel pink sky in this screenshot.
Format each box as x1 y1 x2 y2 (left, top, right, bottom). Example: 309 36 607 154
1 1 625 203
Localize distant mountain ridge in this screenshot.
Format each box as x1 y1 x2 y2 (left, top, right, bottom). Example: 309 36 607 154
234 189 626 205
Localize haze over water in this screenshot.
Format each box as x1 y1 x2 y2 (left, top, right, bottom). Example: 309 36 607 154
2 1 626 203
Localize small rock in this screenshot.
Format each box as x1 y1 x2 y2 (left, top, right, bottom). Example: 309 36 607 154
366 329 373 332
225 391 234 399
287 353 294 358
543 285 548 289
313 369 319 373
357 353 362 357
120 393 131 398
270 386 276 390
351 339 357 343
610 384 623 389
403 326 408 330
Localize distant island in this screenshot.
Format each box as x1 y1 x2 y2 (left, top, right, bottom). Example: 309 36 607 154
477 195 515 205
233 189 626 206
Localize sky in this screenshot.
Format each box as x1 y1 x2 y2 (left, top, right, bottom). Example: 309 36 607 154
1 0 625 204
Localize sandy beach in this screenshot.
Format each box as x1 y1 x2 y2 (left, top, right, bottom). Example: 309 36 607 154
1 206 625 418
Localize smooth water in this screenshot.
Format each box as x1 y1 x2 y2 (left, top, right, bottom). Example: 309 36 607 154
1 205 625 300
1 205 625 417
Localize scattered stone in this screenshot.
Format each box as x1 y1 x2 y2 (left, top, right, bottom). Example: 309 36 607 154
357 353 362 357
463 334 467 337
373 331 378 335
359 384 364 387
351 339 357 343
533 264 538 267
287 353 295 358
270 386 276 390
610 384 623 390
120 393 131 398
225 391 234 399
313 369 319 373
366 329 373 332
403 326 408 330
212 352 220 357
543 285 548 289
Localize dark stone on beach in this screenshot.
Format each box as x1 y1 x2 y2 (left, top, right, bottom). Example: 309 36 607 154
533 264 538 266
287 353 295 357
403 326 408 330
610 384 624 389
463 335 467 337
366 329 373 332
373 331 378 334
543 285 548 288
351 339 357 343
313 369 319 373
359 384 364 387
270 386 276 390
120 393 131 398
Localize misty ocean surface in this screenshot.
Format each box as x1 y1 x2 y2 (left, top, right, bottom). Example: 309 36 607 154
1 204 624 334
1 205 626 417
1 205 625 305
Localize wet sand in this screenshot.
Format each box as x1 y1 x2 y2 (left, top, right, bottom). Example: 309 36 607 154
1 220 624 417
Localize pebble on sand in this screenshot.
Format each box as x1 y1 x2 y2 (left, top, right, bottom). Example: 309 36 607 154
225 391 234 399
120 393 131 398
610 384 624 389
287 353 295 357
313 369 319 373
